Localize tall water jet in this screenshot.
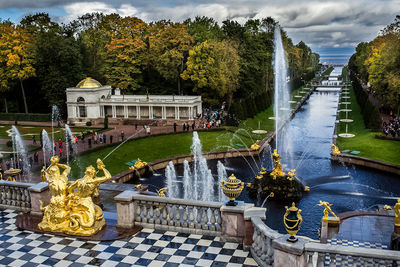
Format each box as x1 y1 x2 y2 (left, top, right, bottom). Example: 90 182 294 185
273 25 292 167
42 130 52 167
51 105 60 155
191 131 214 202
217 161 227 202
11 126 31 179
183 160 191 200
165 161 177 198
64 124 78 165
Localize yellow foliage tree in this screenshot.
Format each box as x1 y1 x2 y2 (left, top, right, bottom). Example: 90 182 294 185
0 21 35 113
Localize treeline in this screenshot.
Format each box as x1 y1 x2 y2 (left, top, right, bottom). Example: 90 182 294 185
349 15 400 114
0 13 319 118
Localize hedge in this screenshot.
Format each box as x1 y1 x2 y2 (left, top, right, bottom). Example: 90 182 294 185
0 113 51 122
350 72 381 131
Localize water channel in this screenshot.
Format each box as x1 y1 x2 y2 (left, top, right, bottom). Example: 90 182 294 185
135 67 400 239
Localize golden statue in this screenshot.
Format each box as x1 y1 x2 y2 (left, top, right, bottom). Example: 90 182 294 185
304 186 310 192
250 140 260 150
39 156 71 233
270 149 285 179
318 200 338 222
331 144 340 155
157 187 168 197
394 199 400 227
38 156 111 236
259 167 266 175
129 158 147 170
287 169 296 181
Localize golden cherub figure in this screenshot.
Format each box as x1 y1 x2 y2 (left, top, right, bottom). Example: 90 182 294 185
287 169 296 181
317 200 338 221
331 144 340 155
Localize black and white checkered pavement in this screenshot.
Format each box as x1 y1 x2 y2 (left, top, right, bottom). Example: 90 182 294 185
0 209 258 266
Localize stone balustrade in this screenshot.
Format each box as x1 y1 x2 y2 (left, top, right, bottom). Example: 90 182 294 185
251 216 283 267
305 242 400 266
115 192 223 236
0 180 33 212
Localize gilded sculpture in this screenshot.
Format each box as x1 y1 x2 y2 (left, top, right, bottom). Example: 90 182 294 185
331 144 340 155
283 202 302 242
129 158 148 170
270 149 285 179
38 156 111 236
394 199 400 227
317 200 338 222
250 140 260 150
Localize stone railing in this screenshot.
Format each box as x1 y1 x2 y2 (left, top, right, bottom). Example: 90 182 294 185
0 180 33 212
115 192 223 236
251 216 283 267
305 242 400 266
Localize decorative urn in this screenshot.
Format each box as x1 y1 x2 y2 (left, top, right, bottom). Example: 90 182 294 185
283 202 303 242
221 174 244 206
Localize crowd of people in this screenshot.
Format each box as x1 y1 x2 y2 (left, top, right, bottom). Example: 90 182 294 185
383 114 400 138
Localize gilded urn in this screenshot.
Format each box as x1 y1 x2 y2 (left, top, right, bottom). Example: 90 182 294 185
221 174 244 206
283 202 303 242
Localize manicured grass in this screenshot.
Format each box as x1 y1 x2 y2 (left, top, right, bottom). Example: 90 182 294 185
68 130 254 178
0 125 104 141
336 82 400 165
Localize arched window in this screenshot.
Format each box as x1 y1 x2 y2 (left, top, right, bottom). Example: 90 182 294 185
77 97 87 117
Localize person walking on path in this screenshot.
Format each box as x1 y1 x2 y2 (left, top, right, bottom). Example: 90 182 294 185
32 135 36 145
110 135 113 144
173 122 177 133
192 122 195 131
103 134 106 144
121 131 125 141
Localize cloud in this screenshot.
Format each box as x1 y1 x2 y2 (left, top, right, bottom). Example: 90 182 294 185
1 0 399 53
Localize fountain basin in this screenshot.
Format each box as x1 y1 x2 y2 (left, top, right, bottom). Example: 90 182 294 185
339 109 352 112
338 133 356 138
340 119 354 123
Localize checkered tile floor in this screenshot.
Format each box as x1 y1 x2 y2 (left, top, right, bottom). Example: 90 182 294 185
328 239 388 249
0 209 257 266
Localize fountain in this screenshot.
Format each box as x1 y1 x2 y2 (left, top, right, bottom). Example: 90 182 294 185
41 129 53 167
11 126 31 180
217 161 228 202
338 86 355 138
273 25 293 167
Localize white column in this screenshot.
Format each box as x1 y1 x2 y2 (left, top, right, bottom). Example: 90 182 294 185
112 106 116 118
148 106 152 119
124 106 128 118
177 107 180 120
162 106 166 120
137 106 141 119
189 107 193 120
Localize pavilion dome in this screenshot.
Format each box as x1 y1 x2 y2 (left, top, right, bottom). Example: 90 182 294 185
76 77 102 88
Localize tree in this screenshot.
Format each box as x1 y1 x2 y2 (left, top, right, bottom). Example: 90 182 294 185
181 40 239 106
0 21 35 113
104 16 148 94
148 21 193 94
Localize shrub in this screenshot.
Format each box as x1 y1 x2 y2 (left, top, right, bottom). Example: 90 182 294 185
86 121 92 127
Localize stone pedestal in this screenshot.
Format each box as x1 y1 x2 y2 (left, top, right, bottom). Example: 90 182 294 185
243 207 266 248
220 202 254 243
320 216 340 243
273 236 308 267
114 191 137 228
28 182 50 216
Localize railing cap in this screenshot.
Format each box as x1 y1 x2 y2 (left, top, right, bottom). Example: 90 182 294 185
0 180 35 188
220 202 254 213
28 182 49 192
244 207 266 220
273 235 307 256
132 194 223 208
114 190 137 202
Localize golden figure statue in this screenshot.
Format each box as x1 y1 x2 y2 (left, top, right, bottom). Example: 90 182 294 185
39 156 71 233
38 156 111 236
129 158 147 170
250 140 260 150
157 187 168 197
318 200 338 222
287 169 296 181
304 186 310 192
331 144 340 155
259 167 266 175
394 199 400 227
270 149 285 179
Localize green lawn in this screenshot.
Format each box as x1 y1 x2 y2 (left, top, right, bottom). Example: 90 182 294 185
0 125 104 141
336 82 400 165
68 130 254 178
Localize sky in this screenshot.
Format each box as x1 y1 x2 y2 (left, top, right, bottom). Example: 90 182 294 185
0 0 399 58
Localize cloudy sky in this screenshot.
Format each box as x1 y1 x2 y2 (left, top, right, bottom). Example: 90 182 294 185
1 0 399 57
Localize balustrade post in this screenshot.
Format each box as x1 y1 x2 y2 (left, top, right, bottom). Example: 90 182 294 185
28 182 50 216
114 190 137 228
220 202 254 243
243 207 266 249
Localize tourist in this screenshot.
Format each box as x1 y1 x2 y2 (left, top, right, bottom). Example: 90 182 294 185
183 123 186 132
94 132 98 144
146 125 151 135
110 135 113 144
173 122 177 133
59 139 63 150
81 133 85 144
54 141 57 154
186 122 189 132
6 160 10 170
135 124 138 131
192 122 195 131
103 134 107 144
88 138 92 148
121 131 125 141
32 135 36 144
99 134 103 144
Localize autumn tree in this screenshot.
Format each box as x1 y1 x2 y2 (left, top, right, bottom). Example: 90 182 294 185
148 21 193 94
181 40 239 106
104 16 148 94
0 21 35 113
